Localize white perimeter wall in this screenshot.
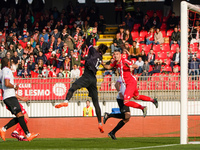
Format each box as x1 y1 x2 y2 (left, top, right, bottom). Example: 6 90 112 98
0 101 199 117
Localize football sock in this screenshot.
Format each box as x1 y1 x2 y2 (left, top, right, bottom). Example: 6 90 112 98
4 117 18 130
124 101 144 110
137 95 154 102
19 118 28 136
92 97 102 123
112 120 125 134
18 116 29 135
108 114 125 119
66 84 79 101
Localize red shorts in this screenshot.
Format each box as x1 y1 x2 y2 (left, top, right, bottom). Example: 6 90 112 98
6 102 27 115
124 83 139 100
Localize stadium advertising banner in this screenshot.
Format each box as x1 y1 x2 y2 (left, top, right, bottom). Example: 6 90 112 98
0 78 71 101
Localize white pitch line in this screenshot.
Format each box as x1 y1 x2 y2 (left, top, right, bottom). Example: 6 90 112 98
119 144 180 150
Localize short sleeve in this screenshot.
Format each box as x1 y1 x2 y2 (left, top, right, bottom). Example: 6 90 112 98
117 76 122 83
124 59 132 66
110 60 116 67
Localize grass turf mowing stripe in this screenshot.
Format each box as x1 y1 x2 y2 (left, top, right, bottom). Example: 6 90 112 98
119 144 180 150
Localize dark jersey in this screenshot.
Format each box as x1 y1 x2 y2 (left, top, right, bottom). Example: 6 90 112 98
84 45 102 76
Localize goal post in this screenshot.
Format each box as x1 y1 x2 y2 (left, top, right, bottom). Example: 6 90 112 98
180 1 200 144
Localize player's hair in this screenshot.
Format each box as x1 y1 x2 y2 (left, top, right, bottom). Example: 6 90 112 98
1 57 9 69
98 44 108 55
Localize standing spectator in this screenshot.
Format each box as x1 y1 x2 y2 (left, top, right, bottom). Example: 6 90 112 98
57 67 64 78
6 52 11 60
75 16 83 28
98 14 106 34
83 100 94 117
65 35 75 51
147 49 156 65
170 27 180 46
154 28 164 45
29 37 36 48
55 21 63 32
0 30 6 42
146 28 155 45
111 33 123 53
6 31 14 45
76 35 84 55
1 38 8 50
7 44 15 57
16 44 24 59
114 0 123 24
142 60 150 79
10 35 19 50
22 64 30 78
61 29 69 41
54 37 64 53
47 51 57 67
124 29 133 44
134 57 144 74
141 14 150 31
189 56 200 77
11 51 20 65
170 47 181 70
167 12 178 30
50 29 60 40
19 35 28 49
149 12 161 29
72 49 81 67
71 64 80 78
38 37 48 53
148 60 162 75
188 48 195 62
28 56 35 71
82 21 90 35
124 13 134 31
129 41 140 58
39 29 49 43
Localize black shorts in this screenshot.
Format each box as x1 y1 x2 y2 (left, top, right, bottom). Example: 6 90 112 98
73 74 97 99
3 97 22 115
117 99 130 113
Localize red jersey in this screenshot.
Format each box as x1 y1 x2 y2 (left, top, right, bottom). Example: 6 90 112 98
110 58 136 83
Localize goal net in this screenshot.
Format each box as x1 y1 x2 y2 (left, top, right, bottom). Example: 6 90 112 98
181 1 200 144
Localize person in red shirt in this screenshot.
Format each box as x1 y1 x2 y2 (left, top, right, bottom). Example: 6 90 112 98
103 50 158 117
146 28 154 45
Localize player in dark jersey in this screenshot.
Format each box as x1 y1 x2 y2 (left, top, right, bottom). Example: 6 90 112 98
55 35 108 133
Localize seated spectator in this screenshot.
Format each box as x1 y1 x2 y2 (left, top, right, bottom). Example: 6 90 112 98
134 57 144 74
118 27 125 41
11 51 20 65
71 65 80 78
57 67 65 78
11 35 19 50
6 52 11 60
24 42 33 55
124 29 133 45
57 50 66 68
82 21 90 35
16 44 24 59
63 43 69 56
17 63 23 77
75 16 83 28
72 49 81 67
142 60 150 79
149 12 161 29
189 56 200 77
0 46 7 58
47 51 57 67
22 64 30 78
38 37 48 53
98 14 106 34
167 12 178 30
48 67 57 78
54 37 64 53
29 37 36 48
61 29 69 41
42 64 49 78
72 27 83 42
1 38 8 50
111 33 123 53
50 29 60 40
190 26 200 45
63 55 71 70
103 58 115 77
28 56 35 71
141 14 150 31
170 47 180 70
138 50 147 62
55 21 63 32
21 53 28 63
8 44 15 56
124 13 134 31
147 49 156 65
146 28 154 45
129 41 140 58
0 30 6 42
63 68 71 77
154 28 164 45
148 59 162 75
10 60 17 73
170 27 180 46
6 31 14 45
188 48 195 62
36 51 47 64
39 29 49 43
65 35 75 51
76 35 84 55
19 35 28 49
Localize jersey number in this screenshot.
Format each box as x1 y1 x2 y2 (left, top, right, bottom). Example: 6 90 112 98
95 58 102 69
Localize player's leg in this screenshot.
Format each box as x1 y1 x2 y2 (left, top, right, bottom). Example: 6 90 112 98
133 88 158 108
87 79 104 133
55 75 90 108
16 113 29 141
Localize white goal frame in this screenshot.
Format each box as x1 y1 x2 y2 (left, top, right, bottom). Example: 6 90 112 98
181 1 200 145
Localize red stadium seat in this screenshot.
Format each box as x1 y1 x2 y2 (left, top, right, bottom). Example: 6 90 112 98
137 37 145 43
156 10 163 20
149 65 153 72
161 43 170 51
45 53 51 60
166 29 174 37
160 30 166 37
196 51 200 59
171 44 179 51
160 23 167 30
163 65 172 72
165 59 171 66
143 44 151 53
159 52 167 59
133 24 141 30
146 10 154 18
139 82 147 90
148 82 155 90
100 82 110 91
162 16 167 23
169 51 175 59
153 44 160 52
139 30 148 38
56 53 61 58
131 31 139 41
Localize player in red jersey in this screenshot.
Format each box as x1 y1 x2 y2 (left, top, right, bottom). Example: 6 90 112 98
103 50 158 117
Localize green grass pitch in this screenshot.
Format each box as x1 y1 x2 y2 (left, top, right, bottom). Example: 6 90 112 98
0 137 200 150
